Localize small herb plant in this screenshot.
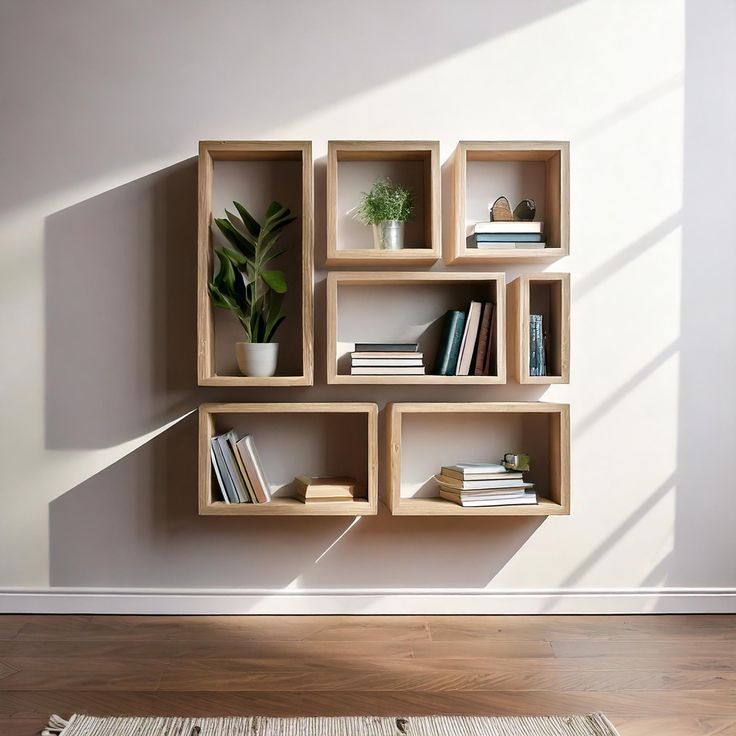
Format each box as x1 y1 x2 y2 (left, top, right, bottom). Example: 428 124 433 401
355 177 414 225
208 200 296 343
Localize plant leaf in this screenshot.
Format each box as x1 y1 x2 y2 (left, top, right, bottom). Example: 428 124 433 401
233 201 261 237
264 315 286 342
213 217 255 257
261 269 287 294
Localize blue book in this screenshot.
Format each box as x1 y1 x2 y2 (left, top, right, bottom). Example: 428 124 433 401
433 310 466 375
474 233 543 243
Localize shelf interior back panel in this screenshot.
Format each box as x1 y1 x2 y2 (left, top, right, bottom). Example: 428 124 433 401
209 412 370 504
400 411 552 500
336 281 498 376
337 159 429 250
211 158 304 377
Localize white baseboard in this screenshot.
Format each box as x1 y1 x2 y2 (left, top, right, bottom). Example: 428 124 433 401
1 587 735 614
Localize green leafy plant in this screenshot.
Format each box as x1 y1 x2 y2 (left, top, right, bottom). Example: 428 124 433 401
355 177 414 225
208 200 296 343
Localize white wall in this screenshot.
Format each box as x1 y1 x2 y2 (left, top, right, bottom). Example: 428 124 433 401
1 0 735 613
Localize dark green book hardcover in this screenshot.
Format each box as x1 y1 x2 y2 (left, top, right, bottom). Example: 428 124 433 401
434 310 466 375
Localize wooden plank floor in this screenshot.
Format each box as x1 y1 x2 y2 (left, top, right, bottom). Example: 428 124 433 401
0 615 735 736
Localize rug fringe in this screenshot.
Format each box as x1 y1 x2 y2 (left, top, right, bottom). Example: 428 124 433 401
41 714 70 736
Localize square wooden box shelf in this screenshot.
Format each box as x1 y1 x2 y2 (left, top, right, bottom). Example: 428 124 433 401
197 141 314 386
387 402 570 516
327 272 506 384
449 141 569 264
326 141 441 266
508 273 570 384
199 403 378 515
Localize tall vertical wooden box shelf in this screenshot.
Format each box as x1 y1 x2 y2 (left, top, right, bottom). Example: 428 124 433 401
449 141 569 264
387 402 570 516
326 141 441 265
199 403 378 515
327 271 506 384
197 141 314 386
508 273 570 384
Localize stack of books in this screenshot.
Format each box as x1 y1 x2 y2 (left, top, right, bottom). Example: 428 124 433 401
350 342 425 376
210 431 271 504
295 475 357 503
468 221 545 249
434 302 496 376
529 314 547 376
435 463 537 507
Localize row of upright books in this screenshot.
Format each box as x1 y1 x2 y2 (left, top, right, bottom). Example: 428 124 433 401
210 431 272 504
468 220 544 249
435 463 537 507
350 342 425 376
434 301 496 376
529 314 547 376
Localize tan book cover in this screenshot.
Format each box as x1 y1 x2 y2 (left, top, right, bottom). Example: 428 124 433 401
295 475 357 499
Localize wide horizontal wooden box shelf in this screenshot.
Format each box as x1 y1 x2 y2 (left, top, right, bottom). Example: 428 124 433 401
327 272 506 384
387 402 570 516
508 273 570 384
197 141 314 386
326 141 441 266
449 141 569 264
199 403 378 515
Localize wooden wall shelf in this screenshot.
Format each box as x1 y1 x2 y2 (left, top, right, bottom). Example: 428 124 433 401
508 273 570 384
199 403 378 515
449 141 569 264
387 402 570 516
197 141 314 386
326 141 441 266
327 271 506 384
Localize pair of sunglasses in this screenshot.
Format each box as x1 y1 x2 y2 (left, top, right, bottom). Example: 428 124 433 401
489 196 536 222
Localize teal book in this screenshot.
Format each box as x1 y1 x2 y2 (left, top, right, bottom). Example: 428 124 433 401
434 310 466 375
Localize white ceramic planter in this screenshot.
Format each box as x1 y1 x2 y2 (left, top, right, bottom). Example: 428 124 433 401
236 342 279 377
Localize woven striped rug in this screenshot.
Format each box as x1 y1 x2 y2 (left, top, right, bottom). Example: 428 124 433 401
44 714 620 736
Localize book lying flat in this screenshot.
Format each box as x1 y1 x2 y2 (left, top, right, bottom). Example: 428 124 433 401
442 463 510 477
351 366 425 375
436 475 532 491
474 242 546 250
439 489 528 502
295 475 357 499
440 490 538 507
354 343 418 352
473 221 544 234
352 358 424 367
300 495 356 503
474 233 543 242
352 351 424 359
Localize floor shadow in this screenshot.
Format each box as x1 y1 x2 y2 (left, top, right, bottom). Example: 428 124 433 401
44 158 201 449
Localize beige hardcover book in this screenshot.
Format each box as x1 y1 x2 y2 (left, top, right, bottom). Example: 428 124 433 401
295 475 357 499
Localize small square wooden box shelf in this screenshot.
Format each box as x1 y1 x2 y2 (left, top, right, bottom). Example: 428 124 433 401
327 271 506 384
198 141 314 386
450 141 569 264
387 402 570 516
326 141 441 265
199 403 378 515
508 273 570 384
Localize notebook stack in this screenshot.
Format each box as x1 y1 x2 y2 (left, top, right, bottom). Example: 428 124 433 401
468 221 545 249
210 431 271 504
434 302 496 376
350 342 425 376
435 463 537 507
295 475 357 503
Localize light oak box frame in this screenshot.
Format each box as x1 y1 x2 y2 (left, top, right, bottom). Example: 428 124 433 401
197 141 314 386
508 273 570 384
326 271 506 385
326 141 441 265
387 402 570 516
199 403 378 516
449 141 570 264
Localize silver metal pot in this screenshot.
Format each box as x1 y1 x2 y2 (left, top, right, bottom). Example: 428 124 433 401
372 220 405 250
